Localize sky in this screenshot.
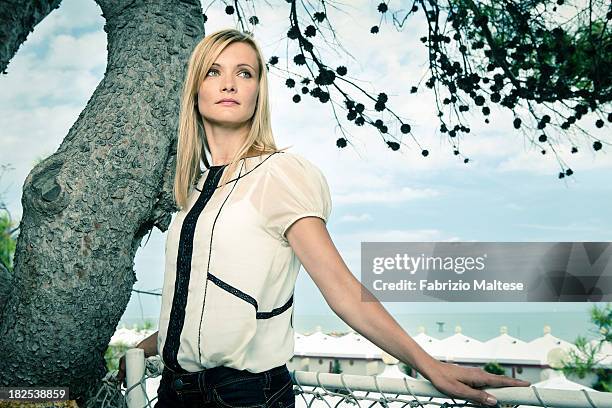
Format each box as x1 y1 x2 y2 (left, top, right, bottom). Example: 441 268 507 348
0 0 610 326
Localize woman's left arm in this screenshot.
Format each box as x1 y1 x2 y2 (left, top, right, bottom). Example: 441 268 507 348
285 217 531 407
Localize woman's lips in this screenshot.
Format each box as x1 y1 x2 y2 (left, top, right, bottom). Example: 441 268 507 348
217 101 239 106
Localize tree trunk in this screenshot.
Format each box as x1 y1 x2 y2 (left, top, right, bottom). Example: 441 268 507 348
0 0 204 405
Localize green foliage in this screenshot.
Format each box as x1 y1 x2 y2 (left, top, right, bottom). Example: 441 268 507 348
0 164 17 273
399 362 415 377
331 359 342 374
591 302 612 343
133 319 155 332
483 361 506 375
0 210 16 272
562 303 611 392
104 341 130 373
593 368 612 392
459 0 611 101
329 359 350 395
404 0 612 177
104 320 155 373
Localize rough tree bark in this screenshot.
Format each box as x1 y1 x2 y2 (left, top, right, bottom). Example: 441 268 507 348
0 0 205 405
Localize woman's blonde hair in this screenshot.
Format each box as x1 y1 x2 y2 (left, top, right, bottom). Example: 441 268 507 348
174 28 290 210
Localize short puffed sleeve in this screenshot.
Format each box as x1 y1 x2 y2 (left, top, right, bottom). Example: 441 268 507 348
256 152 332 243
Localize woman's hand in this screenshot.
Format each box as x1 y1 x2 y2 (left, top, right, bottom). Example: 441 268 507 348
117 352 128 387
423 360 531 406
116 332 159 387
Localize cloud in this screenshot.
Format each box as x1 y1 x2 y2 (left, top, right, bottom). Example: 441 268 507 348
23 0 104 47
1 31 106 109
497 145 612 175
45 32 107 70
336 229 462 243
338 213 373 223
334 186 440 205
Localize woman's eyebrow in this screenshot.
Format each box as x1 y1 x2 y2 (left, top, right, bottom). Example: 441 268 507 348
211 62 255 70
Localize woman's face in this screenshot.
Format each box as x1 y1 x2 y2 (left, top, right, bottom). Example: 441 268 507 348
197 42 260 128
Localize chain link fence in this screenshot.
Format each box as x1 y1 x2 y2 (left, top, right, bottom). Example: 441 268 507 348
82 349 612 408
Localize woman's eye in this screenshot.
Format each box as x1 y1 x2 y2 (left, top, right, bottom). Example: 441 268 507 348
207 69 251 78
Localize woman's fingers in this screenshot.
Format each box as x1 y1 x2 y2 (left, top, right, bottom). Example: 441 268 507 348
467 370 531 389
454 370 531 405
448 379 499 406
432 363 532 406
450 365 530 389
486 373 531 388
117 355 127 387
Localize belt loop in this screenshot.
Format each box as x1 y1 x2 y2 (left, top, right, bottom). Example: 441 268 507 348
198 369 210 402
198 369 205 393
264 370 271 390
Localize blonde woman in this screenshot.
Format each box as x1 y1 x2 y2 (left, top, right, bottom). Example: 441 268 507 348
119 28 530 408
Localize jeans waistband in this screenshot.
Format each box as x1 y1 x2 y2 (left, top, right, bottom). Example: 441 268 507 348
162 363 288 393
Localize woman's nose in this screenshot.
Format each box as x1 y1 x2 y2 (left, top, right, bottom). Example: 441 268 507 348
222 78 236 92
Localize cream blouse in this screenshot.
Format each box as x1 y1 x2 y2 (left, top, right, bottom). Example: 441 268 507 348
157 151 332 373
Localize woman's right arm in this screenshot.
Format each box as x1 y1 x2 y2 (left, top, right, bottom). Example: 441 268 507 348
286 220 530 407
136 330 159 358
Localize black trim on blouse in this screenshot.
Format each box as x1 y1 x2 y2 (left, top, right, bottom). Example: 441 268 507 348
207 273 294 319
162 165 225 374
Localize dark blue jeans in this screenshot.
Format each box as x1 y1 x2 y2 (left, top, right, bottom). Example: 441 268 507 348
154 363 295 408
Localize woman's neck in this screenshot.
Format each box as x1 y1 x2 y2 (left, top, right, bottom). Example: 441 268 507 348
208 146 263 167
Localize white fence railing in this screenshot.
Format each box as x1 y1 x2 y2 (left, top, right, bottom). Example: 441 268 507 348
89 348 612 408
